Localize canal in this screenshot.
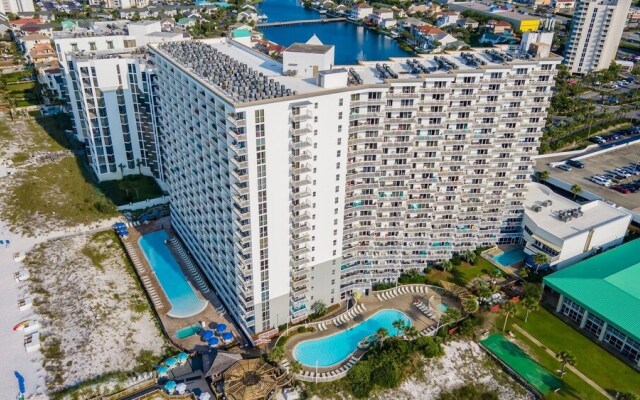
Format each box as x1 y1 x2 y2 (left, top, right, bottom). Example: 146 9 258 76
256 0 411 64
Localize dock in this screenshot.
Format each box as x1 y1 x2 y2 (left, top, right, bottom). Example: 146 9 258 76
257 17 345 28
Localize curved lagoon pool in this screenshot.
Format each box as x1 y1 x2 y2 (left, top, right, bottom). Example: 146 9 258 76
138 230 208 318
293 309 411 367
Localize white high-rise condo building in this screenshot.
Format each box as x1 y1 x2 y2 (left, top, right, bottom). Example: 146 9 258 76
564 0 631 74
149 38 560 338
0 0 34 13
53 21 182 181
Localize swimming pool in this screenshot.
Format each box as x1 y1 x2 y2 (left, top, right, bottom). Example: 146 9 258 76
293 309 411 367
175 324 202 340
437 303 450 313
138 230 208 318
492 248 527 267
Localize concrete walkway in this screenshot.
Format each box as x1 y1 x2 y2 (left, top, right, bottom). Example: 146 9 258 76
512 324 614 400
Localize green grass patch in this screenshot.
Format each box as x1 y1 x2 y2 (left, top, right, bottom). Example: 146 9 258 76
7 81 36 92
2 70 34 83
2 157 119 232
11 152 29 164
27 112 74 151
97 174 164 205
499 307 640 397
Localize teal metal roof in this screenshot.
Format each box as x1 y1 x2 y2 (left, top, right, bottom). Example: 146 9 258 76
543 239 640 341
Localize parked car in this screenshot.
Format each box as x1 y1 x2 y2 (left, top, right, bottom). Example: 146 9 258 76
613 186 631 194
614 168 631 178
623 166 640 176
590 136 606 144
567 159 584 168
591 176 612 186
557 164 572 171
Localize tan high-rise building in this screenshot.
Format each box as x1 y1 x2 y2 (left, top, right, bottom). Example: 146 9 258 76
564 0 631 74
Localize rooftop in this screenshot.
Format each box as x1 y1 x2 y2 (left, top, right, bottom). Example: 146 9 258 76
524 183 630 240
451 2 540 21
285 42 333 54
543 239 640 341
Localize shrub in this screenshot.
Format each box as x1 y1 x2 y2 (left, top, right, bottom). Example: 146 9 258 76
451 256 462 266
297 326 308 333
414 336 444 358
347 360 373 398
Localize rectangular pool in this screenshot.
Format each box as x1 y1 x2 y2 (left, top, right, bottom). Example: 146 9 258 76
492 248 527 267
138 230 208 318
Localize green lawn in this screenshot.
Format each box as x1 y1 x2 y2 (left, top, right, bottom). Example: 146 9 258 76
499 307 639 398
97 174 165 206
5 81 40 106
425 258 494 287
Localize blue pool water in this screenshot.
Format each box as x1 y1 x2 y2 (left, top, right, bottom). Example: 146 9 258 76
138 231 208 318
437 303 450 313
493 248 527 267
293 309 411 367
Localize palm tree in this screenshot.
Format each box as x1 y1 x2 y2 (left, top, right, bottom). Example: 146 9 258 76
570 184 582 200
537 170 550 182
392 318 406 336
532 252 548 272
462 298 479 315
118 162 126 178
376 327 389 347
289 359 303 375
556 350 576 376
500 301 519 332
136 158 144 174
440 260 453 272
403 325 419 340
267 346 285 363
311 300 327 317
522 296 540 323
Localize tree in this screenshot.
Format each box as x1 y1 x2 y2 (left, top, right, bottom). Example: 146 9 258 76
500 301 519 332
462 250 477 265
570 184 582 200
518 266 529 281
532 252 548 271
440 260 453 272
404 325 419 340
462 298 479 315
347 360 373 398
521 296 540 323
392 318 406 336
556 350 576 376
311 300 327 317
267 346 285 363
617 393 639 400
522 283 543 302
289 359 302 375
537 170 550 182
440 307 461 327
376 327 389 347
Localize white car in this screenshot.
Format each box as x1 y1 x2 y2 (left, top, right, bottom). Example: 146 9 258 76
591 176 612 186
614 168 631 178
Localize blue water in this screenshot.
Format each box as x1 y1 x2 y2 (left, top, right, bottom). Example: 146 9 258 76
195 0 231 7
257 0 410 64
437 303 450 313
493 248 527 267
138 231 208 318
293 309 412 367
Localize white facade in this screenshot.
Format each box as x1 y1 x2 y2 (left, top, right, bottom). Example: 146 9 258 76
149 38 560 337
282 40 335 78
103 0 150 9
0 0 34 13
349 4 373 20
522 183 631 269
564 0 631 74
53 23 182 181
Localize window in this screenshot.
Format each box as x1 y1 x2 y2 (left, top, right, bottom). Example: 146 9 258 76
107 41 114 49
89 42 97 51
560 298 585 324
71 43 79 52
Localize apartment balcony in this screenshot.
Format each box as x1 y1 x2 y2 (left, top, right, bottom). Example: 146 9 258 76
233 195 249 209
232 206 250 221
290 124 312 136
291 137 313 150
351 99 385 107
291 304 308 319
387 91 418 98
290 110 312 123
421 87 451 94
292 199 312 213
291 162 312 174
291 275 310 289
291 232 310 246
291 176 312 188
291 223 310 236
292 211 312 223
291 150 313 162
226 113 246 127
230 156 248 170
292 188 312 199
230 169 248 184
232 181 249 197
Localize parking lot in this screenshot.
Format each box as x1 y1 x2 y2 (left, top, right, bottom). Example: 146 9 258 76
536 141 640 213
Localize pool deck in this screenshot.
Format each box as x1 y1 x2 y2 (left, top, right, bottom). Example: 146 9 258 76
122 217 243 351
283 288 460 373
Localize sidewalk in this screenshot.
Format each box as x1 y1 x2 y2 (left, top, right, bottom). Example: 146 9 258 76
512 324 614 400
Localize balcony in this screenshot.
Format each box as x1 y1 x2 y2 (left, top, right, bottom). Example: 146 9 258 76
290 124 312 136
291 137 313 150
226 113 246 127
290 110 312 122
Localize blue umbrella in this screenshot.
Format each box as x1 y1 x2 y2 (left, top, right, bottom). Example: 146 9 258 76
177 352 188 363
216 324 227 334
165 357 178 368
202 330 214 341
207 337 219 347
164 380 177 392
0 240 4 245
14 371 25 394
222 332 234 341
157 365 169 376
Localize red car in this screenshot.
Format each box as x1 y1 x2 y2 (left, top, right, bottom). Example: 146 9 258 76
613 186 631 194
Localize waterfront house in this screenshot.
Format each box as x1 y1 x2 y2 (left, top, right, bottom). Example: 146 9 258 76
349 4 374 20
321 0 336 10
335 4 348 15
371 8 394 26
457 17 479 29
399 17 428 31
435 11 460 27
486 19 512 34
553 0 575 11
161 18 176 30
381 18 397 29
407 4 429 15
413 24 457 51
177 17 198 28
